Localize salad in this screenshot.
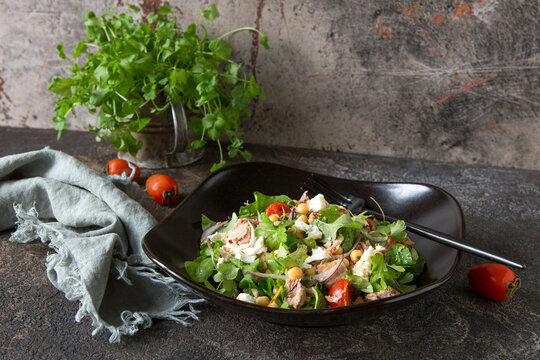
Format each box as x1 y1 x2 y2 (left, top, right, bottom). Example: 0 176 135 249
184 192 425 309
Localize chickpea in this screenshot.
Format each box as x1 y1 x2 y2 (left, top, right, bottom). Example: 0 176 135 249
298 214 308 224
256 296 270 307
296 202 309 215
268 301 280 308
287 266 303 279
268 214 279 222
350 249 363 263
342 258 350 268
304 267 316 276
334 246 344 255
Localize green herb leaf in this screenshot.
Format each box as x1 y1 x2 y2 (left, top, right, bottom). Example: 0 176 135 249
217 262 240 280
49 4 268 172
239 192 292 217
260 35 270 50
185 257 214 283
312 283 327 309
276 246 308 268
56 43 67 59
72 41 87 58
201 214 217 231
200 4 219 22
255 213 288 250
346 273 374 293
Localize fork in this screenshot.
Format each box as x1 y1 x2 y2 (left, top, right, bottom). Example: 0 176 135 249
302 174 526 270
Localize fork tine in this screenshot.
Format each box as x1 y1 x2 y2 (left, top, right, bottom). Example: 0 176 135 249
302 183 343 207
302 175 350 208
309 175 353 204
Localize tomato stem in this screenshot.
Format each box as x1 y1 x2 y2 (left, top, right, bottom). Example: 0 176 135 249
505 277 521 298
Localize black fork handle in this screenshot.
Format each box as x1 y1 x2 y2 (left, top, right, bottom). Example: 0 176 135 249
365 210 526 269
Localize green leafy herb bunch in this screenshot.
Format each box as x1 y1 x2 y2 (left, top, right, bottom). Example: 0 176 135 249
49 4 268 171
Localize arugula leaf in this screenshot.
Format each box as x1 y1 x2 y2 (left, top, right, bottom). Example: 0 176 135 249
313 213 365 243
276 246 308 268
318 205 344 223
312 283 327 309
346 273 374 293
201 214 216 231
339 228 358 253
266 252 286 274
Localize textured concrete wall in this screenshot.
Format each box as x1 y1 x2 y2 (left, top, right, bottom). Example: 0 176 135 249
1 0 539 170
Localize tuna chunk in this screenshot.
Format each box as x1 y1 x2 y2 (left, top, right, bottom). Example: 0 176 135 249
324 236 344 255
222 218 258 245
365 287 400 302
284 277 306 309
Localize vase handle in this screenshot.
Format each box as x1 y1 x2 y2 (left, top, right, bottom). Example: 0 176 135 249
167 98 188 155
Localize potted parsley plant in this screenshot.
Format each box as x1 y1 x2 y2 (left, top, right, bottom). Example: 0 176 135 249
49 4 268 171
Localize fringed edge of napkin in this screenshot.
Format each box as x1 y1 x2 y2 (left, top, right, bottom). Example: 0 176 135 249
9 203 205 343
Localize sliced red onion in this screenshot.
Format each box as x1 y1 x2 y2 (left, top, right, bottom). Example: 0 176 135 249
245 271 287 281
322 254 345 282
299 190 309 203
287 207 296 221
311 254 345 283
200 221 228 241
343 235 364 258
205 239 215 265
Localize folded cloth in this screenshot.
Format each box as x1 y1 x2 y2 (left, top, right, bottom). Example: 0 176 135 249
0 148 203 343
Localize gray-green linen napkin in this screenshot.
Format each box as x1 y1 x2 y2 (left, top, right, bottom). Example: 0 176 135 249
0 148 203 343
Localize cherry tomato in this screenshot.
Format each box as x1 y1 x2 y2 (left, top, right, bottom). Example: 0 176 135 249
265 202 291 217
328 279 353 308
146 174 179 206
108 159 140 181
468 263 521 301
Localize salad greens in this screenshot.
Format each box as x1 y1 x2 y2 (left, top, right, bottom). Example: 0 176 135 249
185 192 426 309
49 4 268 171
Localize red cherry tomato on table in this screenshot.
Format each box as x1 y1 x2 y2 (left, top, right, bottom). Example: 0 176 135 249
265 202 291 217
468 263 521 301
108 159 140 181
146 174 179 206
328 279 353 308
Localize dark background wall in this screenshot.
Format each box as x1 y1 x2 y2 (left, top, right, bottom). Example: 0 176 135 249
1 0 538 170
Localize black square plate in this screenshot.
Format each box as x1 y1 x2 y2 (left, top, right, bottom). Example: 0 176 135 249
143 162 463 326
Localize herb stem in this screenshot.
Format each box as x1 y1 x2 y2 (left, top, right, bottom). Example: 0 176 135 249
217 139 223 163
218 27 264 39
115 91 128 101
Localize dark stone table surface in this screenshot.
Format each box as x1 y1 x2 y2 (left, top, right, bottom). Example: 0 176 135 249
1 127 539 360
